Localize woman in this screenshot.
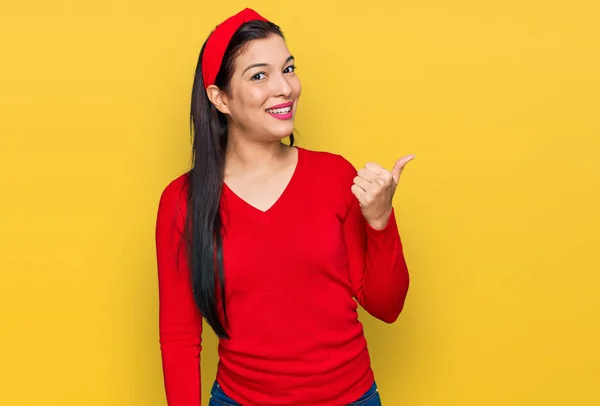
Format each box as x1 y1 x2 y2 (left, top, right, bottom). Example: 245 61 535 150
155 8 414 406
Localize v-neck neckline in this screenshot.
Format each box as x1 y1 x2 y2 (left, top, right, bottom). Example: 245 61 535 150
222 146 304 216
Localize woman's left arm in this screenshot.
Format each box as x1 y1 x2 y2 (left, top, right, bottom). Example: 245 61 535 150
341 154 415 323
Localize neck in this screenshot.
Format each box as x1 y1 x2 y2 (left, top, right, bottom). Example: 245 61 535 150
225 136 290 176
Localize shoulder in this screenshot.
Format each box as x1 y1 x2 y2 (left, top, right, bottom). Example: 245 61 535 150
297 147 358 211
298 147 357 180
156 172 190 223
159 172 189 205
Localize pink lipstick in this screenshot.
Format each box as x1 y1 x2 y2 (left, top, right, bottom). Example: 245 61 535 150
266 101 294 120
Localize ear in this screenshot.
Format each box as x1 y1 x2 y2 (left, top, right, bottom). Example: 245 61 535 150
206 84 231 115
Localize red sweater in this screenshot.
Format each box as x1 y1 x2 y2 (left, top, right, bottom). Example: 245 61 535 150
155 147 410 405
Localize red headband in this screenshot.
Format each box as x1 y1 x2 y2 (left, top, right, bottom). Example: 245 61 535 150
202 8 269 88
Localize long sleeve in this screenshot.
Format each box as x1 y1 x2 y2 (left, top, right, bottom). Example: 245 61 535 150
340 159 410 323
155 178 203 406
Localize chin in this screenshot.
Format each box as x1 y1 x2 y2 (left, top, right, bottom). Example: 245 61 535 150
269 122 296 140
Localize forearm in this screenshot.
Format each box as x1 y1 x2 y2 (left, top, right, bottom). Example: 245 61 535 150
160 339 202 406
352 209 410 323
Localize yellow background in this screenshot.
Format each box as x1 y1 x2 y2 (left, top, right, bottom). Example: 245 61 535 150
1 0 599 405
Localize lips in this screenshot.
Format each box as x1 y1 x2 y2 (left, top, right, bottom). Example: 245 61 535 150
266 101 294 120
266 101 294 110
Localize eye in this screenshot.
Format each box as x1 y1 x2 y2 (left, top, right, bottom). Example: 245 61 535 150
284 65 296 74
251 72 267 81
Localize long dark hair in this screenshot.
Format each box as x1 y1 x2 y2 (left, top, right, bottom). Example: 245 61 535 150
185 20 293 339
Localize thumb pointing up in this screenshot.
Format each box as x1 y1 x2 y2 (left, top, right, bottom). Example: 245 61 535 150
391 154 416 184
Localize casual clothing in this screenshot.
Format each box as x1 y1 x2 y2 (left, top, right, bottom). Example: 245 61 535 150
156 147 409 405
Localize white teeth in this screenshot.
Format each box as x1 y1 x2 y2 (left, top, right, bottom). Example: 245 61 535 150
267 107 291 114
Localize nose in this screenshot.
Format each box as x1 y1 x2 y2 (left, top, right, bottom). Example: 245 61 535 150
272 72 293 98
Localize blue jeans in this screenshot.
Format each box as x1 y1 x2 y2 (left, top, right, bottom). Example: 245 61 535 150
208 380 381 406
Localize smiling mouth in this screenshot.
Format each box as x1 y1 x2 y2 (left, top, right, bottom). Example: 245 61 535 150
266 106 292 114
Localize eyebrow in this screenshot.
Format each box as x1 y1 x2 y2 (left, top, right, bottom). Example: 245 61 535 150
242 55 295 75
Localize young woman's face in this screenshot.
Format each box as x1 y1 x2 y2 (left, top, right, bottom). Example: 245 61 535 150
221 34 301 141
